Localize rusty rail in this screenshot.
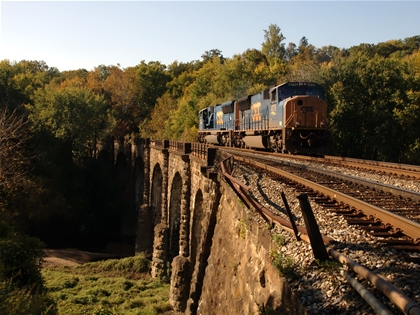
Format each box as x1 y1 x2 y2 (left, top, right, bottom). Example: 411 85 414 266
220 157 335 245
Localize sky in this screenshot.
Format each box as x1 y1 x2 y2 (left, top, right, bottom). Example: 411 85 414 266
1 1 419 72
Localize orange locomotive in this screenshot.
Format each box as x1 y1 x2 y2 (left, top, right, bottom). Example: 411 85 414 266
198 82 330 156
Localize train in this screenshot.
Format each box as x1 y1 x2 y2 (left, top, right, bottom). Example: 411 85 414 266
198 81 330 156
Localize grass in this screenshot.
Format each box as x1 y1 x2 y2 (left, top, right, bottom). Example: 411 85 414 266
270 250 295 279
42 254 175 315
239 218 248 239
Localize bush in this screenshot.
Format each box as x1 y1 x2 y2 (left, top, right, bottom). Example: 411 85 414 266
0 221 57 314
0 221 46 289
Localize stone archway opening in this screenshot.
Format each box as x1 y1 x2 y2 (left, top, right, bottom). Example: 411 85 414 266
151 164 163 226
133 157 145 208
168 172 182 262
190 189 203 271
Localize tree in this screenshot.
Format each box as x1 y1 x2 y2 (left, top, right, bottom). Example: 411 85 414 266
133 61 171 121
298 36 309 53
201 49 225 63
284 42 297 61
0 106 32 213
286 37 319 82
29 83 111 159
261 24 286 62
316 45 340 64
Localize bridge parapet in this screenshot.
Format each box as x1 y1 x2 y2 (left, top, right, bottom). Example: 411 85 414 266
151 139 216 167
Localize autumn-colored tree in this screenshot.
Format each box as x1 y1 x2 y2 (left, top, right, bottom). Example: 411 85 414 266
102 65 140 137
286 37 320 82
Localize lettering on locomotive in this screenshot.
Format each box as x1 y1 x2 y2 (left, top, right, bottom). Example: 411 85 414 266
216 111 223 125
251 102 261 121
301 106 314 112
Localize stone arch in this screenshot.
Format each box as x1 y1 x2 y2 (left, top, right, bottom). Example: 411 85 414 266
168 172 182 261
133 156 145 207
190 189 204 271
115 152 128 194
151 163 163 226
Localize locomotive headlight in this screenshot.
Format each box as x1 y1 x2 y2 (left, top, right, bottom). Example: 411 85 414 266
295 121 300 127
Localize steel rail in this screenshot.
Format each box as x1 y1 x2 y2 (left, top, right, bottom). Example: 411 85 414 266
274 157 420 203
234 155 420 244
222 148 420 202
325 155 420 172
219 146 420 179
322 157 420 180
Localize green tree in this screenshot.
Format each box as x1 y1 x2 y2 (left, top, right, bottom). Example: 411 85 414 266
201 49 225 63
133 61 172 122
261 24 286 62
319 50 414 162
29 83 111 159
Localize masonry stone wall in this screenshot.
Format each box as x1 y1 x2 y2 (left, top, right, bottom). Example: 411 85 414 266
120 139 307 315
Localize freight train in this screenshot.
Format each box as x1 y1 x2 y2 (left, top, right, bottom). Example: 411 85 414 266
198 81 330 156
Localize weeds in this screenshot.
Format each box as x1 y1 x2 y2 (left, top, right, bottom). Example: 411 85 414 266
239 218 247 239
42 254 172 315
271 233 287 247
270 250 295 279
316 259 342 287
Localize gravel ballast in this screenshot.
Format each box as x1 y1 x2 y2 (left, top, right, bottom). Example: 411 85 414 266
232 157 420 315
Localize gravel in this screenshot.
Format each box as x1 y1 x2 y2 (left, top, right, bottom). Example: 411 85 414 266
232 157 420 315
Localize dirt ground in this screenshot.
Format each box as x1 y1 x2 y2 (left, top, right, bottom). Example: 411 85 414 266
42 248 128 268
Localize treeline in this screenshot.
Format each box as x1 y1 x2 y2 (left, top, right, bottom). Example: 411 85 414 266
1 24 420 239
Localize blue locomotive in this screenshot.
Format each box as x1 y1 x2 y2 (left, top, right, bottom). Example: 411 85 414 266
198 82 329 155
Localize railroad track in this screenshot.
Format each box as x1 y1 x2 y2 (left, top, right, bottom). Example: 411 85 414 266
215 145 420 179
224 149 420 253
294 154 420 180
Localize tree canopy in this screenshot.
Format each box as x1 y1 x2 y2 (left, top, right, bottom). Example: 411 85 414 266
0 25 419 246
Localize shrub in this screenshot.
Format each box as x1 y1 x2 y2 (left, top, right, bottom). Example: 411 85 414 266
0 221 46 289
0 221 57 314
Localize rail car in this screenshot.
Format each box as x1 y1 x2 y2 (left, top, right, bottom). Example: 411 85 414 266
198 81 330 156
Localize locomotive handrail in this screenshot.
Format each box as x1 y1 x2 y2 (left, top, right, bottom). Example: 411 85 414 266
285 111 296 126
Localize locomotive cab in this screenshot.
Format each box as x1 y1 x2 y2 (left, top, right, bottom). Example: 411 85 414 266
199 106 215 130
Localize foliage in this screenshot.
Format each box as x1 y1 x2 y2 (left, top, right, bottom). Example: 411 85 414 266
270 250 295 279
272 233 287 247
0 281 57 315
0 221 45 288
29 82 111 159
0 106 33 211
319 49 418 162
261 24 286 62
42 254 173 315
0 222 57 315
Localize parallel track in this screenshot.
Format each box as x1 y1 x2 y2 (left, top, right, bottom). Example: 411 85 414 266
228 150 420 250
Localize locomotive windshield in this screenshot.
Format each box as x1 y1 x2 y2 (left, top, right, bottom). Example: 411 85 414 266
274 82 325 102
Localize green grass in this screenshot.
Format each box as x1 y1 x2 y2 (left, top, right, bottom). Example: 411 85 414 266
42 254 175 315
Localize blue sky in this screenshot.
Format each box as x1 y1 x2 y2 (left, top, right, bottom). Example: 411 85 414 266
1 1 419 72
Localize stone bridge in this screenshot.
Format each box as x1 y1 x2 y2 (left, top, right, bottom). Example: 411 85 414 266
109 137 305 315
